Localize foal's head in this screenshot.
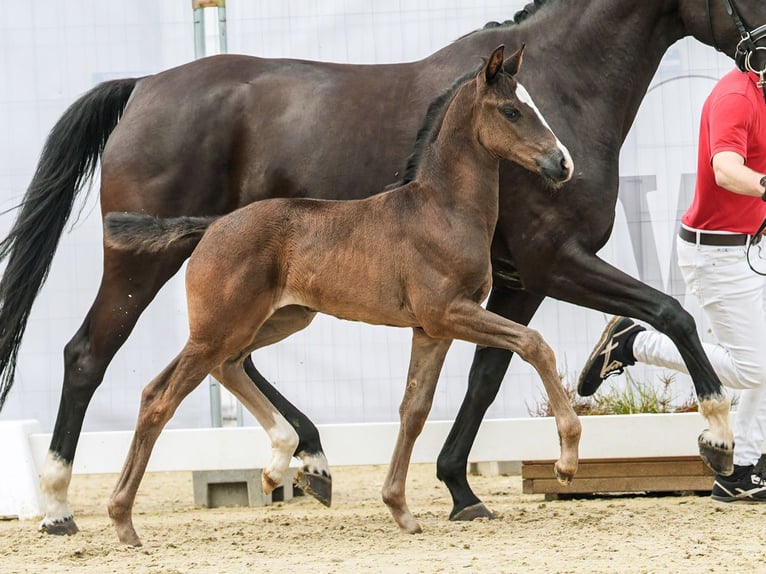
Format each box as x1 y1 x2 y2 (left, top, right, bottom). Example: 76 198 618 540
472 45 573 184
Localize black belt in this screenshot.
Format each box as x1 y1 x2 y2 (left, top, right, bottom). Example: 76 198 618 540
678 227 749 246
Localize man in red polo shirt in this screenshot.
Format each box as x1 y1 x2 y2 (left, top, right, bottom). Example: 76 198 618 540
579 65 766 502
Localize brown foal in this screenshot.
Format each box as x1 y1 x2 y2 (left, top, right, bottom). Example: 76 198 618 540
103 45 579 546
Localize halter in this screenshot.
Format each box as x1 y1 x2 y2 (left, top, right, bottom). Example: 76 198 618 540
707 0 766 81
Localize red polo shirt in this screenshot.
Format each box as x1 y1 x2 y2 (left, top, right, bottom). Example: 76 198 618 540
682 68 766 234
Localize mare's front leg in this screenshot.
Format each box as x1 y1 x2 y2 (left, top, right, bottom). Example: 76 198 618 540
436 286 543 521
108 343 221 546
537 248 733 474
40 247 188 536
427 299 581 493
382 328 452 533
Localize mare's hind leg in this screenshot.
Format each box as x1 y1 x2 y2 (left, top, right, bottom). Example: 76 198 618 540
108 342 224 546
39 247 189 536
424 299 581 490
381 328 451 534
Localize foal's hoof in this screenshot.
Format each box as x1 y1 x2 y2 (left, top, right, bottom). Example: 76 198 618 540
554 464 575 486
295 469 332 507
39 515 79 536
449 502 495 521
698 431 734 476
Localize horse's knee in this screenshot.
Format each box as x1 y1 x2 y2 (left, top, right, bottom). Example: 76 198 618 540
517 328 555 366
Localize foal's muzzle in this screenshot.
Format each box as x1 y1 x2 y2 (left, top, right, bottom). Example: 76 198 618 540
538 149 573 184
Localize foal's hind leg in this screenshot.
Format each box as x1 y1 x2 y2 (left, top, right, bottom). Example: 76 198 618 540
108 342 223 546
212 358 300 497
381 328 451 534
242 305 332 505
40 247 188 536
243 357 332 505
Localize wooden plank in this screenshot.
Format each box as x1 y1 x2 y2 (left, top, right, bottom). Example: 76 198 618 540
523 475 714 495
521 456 715 495
522 457 713 480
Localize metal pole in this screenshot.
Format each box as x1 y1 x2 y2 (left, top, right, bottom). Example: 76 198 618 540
217 4 228 54
193 5 206 60
192 0 228 427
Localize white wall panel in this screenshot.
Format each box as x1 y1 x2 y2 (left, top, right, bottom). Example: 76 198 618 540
0 1 738 432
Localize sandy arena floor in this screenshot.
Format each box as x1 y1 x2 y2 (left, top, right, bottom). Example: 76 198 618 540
1 463 764 573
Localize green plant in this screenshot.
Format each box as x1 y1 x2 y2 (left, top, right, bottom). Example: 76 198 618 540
528 371 699 417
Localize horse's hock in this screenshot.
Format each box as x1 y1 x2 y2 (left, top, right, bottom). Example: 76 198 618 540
192 468 303 508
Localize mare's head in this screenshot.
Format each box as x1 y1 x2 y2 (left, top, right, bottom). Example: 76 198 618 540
471 44 573 185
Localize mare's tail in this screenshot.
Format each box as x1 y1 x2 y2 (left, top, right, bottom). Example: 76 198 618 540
104 213 216 254
0 78 138 411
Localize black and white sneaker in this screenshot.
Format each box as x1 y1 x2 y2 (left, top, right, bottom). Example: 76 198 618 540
711 464 766 503
577 316 645 397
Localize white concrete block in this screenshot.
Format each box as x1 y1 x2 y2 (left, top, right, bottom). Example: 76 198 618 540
0 420 43 520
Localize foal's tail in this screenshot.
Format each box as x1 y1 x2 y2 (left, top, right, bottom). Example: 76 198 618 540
104 213 217 254
0 78 137 411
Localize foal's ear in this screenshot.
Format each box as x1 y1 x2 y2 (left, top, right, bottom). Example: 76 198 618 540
484 44 505 83
503 43 525 77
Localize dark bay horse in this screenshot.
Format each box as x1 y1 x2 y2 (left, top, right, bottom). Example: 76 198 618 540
102 46 577 545
1 0 765 534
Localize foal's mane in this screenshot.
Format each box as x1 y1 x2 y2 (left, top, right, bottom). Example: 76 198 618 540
389 0 553 188
389 67 480 188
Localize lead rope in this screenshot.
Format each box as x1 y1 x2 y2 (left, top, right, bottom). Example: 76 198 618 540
747 217 766 275
745 59 766 277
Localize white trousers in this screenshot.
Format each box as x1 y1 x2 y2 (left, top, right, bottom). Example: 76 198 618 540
632 235 766 467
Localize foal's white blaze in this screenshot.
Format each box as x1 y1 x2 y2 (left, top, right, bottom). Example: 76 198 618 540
38 451 73 529
516 81 574 180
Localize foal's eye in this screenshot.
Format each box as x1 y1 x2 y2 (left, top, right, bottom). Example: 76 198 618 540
501 106 520 121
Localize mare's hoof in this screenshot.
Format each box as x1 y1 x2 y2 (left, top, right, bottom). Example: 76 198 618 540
449 502 495 521
39 515 79 536
295 470 332 507
698 432 734 476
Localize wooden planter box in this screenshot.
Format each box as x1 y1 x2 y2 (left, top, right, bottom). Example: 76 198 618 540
522 456 714 499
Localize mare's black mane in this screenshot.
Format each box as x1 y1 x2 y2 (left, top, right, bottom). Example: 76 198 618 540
480 0 550 31
389 0 551 188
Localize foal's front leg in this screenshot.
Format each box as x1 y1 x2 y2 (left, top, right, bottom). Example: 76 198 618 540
428 300 580 484
381 328 452 534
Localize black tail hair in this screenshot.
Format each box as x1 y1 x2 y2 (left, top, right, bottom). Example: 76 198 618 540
0 78 137 410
